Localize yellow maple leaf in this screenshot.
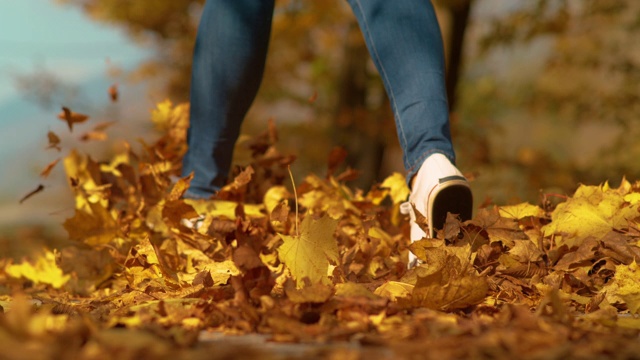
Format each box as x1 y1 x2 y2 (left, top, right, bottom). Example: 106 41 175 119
378 172 410 205
601 260 640 314
5 250 70 289
408 249 488 310
277 214 339 287
542 183 640 243
499 202 545 220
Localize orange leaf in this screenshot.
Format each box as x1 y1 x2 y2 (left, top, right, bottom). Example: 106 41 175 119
79 131 108 142
40 158 61 178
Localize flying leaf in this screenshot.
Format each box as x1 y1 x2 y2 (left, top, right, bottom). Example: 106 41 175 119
46 131 61 151
5 250 70 288
40 158 60 178
58 107 89 131
19 184 45 204
80 132 107 142
277 214 339 287
80 123 111 142
108 83 118 102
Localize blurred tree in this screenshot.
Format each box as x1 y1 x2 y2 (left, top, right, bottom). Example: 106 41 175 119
479 0 640 185
56 0 473 189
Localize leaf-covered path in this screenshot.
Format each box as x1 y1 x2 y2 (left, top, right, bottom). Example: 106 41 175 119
2 101 640 359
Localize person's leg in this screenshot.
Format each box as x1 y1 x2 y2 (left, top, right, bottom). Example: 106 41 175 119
346 0 454 182
347 0 472 262
182 0 275 199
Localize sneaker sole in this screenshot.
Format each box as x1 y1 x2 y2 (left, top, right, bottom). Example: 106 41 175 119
428 179 473 238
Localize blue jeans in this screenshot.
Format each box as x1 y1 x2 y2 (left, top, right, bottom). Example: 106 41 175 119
182 0 455 199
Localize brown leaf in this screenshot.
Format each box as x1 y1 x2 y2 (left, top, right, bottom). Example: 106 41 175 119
40 158 60 178
508 239 545 263
233 166 254 188
19 184 45 204
409 254 489 311
108 83 118 102
270 201 290 224
193 270 215 287
554 236 598 271
58 106 89 131
162 200 199 228
232 244 264 271
470 207 524 247
46 131 61 151
600 231 640 265
442 212 462 241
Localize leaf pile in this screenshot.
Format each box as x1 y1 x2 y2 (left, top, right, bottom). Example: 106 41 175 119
3 100 640 359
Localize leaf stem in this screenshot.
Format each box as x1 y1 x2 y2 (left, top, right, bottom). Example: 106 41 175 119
288 165 299 237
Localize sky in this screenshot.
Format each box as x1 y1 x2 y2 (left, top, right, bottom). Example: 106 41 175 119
0 0 147 104
0 0 151 227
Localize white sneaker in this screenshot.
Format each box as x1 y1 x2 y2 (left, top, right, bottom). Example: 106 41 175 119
181 214 206 231
401 153 473 267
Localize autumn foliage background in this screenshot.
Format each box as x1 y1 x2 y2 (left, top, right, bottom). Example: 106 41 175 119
2 0 640 358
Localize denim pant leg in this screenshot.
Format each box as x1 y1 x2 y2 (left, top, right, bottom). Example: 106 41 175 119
182 0 275 199
346 0 455 183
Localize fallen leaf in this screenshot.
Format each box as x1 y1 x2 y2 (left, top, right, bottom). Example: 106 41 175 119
277 214 339 287
509 239 544 263
601 260 640 314
374 281 414 301
499 202 545 220
284 280 333 303
542 183 640 243
408 249 488 311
